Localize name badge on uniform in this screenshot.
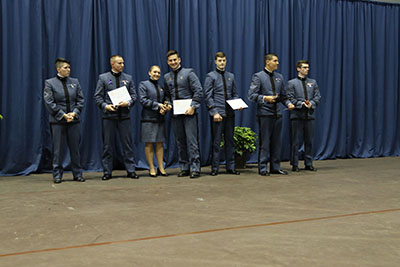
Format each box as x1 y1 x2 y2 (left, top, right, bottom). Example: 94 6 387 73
307 83 313 87
122 80 128 85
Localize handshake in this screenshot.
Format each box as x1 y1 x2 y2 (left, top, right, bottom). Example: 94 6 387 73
158 101 172 115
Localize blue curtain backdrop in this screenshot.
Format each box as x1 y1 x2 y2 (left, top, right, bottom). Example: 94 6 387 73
0 0 399 175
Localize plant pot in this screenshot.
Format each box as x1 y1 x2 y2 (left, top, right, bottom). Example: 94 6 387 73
235 152 248 169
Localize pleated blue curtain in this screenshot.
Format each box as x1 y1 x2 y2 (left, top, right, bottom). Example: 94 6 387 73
0 0 399 175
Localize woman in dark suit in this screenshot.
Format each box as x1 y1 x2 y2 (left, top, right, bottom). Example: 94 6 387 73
138 65 171 177
43 58 85 183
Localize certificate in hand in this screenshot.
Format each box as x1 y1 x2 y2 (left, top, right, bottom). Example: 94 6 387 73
107 86 131 106
173 99 192 115
226 98 248 110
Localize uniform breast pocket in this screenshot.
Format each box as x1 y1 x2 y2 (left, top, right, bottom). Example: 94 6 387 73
167 83 174 90
67 85 76 96
106 84 116 91
225 78 233 87
307 83 315 95
53 90 65 100
68 90 77 99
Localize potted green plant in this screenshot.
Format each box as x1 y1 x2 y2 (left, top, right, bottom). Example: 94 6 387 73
221 126 257 169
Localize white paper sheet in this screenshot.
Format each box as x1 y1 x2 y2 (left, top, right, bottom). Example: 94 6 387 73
107 86 131 106
173 99 192 115
226 98 248 110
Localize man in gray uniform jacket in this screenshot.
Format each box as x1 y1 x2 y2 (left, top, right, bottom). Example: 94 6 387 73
94 54 138 180
204 52 241 176
287 60 321 172
164 50 203 178
43 58 85 183
248 53 294 176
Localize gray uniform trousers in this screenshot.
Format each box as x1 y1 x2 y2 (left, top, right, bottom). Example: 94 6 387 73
291 119 315 167
102 119 136 175
211 116 235 171
258 116 282 173
51 122 82 179
171 115 200 172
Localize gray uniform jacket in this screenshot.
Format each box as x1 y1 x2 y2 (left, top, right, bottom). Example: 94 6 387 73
248 70 290 116
204 70 239 117
43 76 84 123
164 67 203 112
286 77 321 120
94 71 137 119
138 80 165 123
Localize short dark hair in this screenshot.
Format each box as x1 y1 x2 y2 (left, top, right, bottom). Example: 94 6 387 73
167 50 179 58
265 53 278 62
55 58 70 69
296 60 309 69
215 52 226 60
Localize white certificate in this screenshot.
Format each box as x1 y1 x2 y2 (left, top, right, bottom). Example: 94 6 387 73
107 86 131 106
173 99 192 115
226 98 248 110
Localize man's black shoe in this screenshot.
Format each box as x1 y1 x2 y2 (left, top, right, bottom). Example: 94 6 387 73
54 178 62 184
305 166 317 171
270 170 288 175
259 171 270 176
210 170 218 176
127 172 139 179
178 170 190 177
102 174 112 180
227 169 240 175
190 172 200 179
292 166 300 172
73 177 86 182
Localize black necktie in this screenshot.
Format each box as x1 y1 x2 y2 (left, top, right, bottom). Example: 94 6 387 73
299 77 309 118
112 72 121 88
58 76 71 113
112 72 122 116
173 66 182 100
174 71 179 99
265 70 277 115
217 69 233 116
150 79 161 103
299 77 308 100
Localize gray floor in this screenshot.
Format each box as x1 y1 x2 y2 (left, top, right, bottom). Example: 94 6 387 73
0 157 399 266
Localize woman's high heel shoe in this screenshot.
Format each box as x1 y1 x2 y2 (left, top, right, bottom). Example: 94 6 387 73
149 170 157 177
157 168 169 176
